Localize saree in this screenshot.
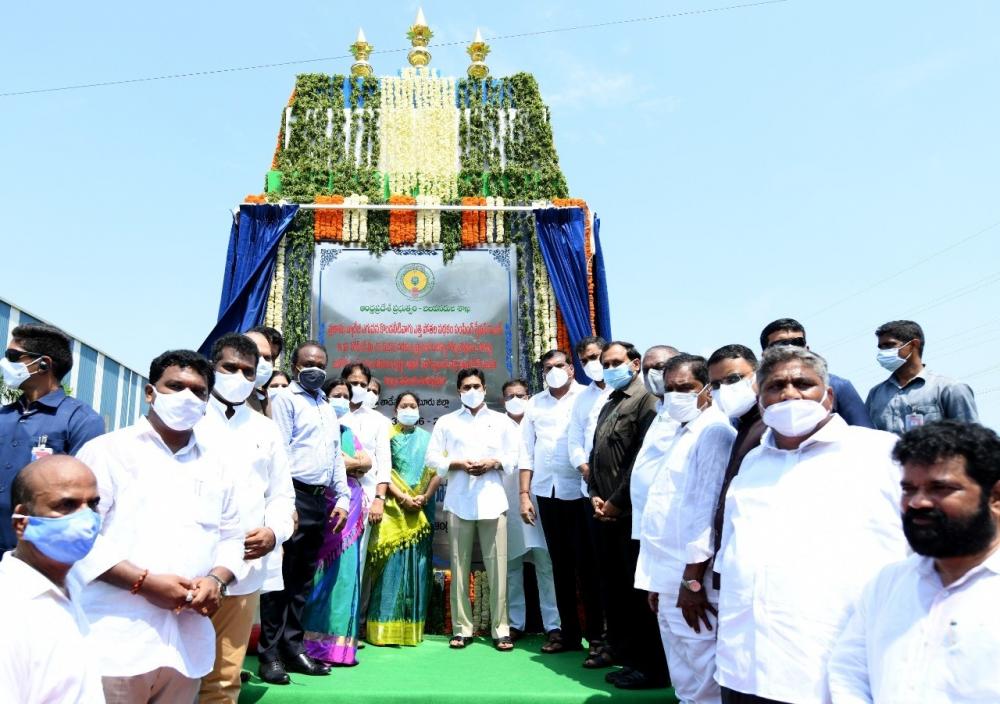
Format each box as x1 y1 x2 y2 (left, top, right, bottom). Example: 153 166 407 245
303 425 368 665
365 424 436 646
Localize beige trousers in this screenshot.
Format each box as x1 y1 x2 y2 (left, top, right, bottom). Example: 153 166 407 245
102 667 199 704
448 511 510 639
198 592 260 704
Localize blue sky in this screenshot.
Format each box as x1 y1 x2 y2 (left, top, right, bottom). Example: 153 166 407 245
2 0 998 428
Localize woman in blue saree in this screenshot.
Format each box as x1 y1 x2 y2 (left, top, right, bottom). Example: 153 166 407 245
302 378 372 666
366 391 441 645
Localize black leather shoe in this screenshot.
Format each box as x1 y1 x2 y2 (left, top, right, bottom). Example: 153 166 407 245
285 652 331 676
258 660 290 685
604 666 634 684
614 670 669 690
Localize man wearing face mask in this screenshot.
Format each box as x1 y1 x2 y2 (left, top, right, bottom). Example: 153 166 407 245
866 319 978 435
260 341 350 684
703 345 764 592
501 377 561 647
829 421 1000 702
636 353 736 704
0 455 104 702
0 323 104 556
588 341 664 688
427 368 519 651
568 336 610 494
245 327 282 418
196 334 295 703
72 349 244 703
517 352 586 654
715 346 907 704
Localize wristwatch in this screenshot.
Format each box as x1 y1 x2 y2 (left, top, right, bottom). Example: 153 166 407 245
681 578 702 593
207 573 229 597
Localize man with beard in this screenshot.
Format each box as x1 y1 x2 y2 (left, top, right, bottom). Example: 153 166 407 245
829 421 1000 702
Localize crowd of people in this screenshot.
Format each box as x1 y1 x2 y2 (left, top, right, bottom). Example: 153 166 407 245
0 314 994 704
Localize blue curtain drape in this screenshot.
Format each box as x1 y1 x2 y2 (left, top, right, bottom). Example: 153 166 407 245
199 204 299 356
592 212 613 340
534 207 593 379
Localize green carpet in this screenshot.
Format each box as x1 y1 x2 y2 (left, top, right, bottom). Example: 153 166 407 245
239 636 678 703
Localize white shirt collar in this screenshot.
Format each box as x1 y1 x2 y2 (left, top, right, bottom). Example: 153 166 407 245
917 545 1000 587
208 395 250 422
135 415 200 458
0 553 73 603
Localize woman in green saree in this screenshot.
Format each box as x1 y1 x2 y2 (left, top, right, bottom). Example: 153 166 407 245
366 391 441 646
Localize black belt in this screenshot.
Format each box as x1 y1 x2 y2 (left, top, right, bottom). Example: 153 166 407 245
292 479 327 496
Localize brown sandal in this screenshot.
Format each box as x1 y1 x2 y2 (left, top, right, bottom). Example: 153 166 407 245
449 635 473 649
541 629 582 654
582 649 616 669
493 636 515 652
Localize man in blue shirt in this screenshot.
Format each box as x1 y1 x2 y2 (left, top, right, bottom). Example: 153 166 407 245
759 318 874 429
0 324 104 553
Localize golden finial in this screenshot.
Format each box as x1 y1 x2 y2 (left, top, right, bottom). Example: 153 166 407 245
349 27 374 77
466 28 490 79
407 7 433 68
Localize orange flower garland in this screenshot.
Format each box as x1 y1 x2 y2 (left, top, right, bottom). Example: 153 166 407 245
243 194 267 204
314 195 345 241
553 198 596 334
389 195 417 247
556 307 572 355
460 197 486 247
271 88 296 171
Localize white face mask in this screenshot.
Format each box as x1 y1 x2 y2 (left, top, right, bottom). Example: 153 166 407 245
397 407 420 426
213 370 256 404
350 384 368 405
362 389 379 410
761 391 830 438
545 366 569 390
876 343 911 372
267 386 287 399
644 368 665 397
461 388 486 409
583 359 604 383
152 387 207 431
254 358 274 388
711 376 758 419
505 397 528 416
0 357 40 389
664 390 703 423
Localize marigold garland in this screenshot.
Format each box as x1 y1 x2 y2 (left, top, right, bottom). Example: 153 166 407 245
556 307 571 355
314 194 345 241
460 197 486 247
244 194 267 204
389 195 417 247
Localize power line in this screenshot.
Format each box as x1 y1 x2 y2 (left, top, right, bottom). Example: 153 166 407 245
0 1 788 98
806 219 1000 319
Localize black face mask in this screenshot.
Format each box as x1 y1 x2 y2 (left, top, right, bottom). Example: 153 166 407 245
903 495 997 558
297 367 326 392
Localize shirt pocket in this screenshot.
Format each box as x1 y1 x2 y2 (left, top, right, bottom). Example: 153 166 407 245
909 403 942 423
188 481 224 533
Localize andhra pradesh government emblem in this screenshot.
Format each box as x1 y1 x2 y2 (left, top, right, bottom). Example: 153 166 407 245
396 263 435 299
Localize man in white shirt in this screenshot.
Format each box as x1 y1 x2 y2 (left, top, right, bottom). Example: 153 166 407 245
636 353 736 704
518 350 593 657
197 334 295 704
427 367 519 651
74 349 245 703
503 377 560 646
340 362 390 512
715 346 908 704
829 420 1000 703
245 325 283 417
0 455 104 703
259 341 350 684
565 335 611 663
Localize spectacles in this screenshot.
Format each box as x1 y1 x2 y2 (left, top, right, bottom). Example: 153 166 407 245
709 373 749 391
4 348 40 364
768 336 807 349
504 394 529 401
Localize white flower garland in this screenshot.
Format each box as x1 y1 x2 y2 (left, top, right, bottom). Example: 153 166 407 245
380 67 459 200
342 194 368 244
264 237 285 332
415 195 441 247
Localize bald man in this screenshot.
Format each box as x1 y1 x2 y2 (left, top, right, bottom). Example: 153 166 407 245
246 329 278 417
0 456 105 702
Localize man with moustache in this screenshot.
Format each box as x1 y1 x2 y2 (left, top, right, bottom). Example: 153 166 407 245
714 346 907 704
829 421 1000 702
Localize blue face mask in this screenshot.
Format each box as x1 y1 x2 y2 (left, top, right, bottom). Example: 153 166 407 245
329 396 350 417
13 508 102 564
603 362 635 390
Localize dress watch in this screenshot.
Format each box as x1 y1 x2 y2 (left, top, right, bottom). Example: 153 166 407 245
681 578 702 593
207 573 229 597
